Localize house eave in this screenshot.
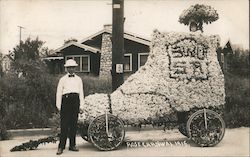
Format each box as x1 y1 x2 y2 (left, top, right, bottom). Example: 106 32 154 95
53 42 100 54
79 28 151 46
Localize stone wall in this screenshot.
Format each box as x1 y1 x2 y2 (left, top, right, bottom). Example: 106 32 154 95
99 33 112 79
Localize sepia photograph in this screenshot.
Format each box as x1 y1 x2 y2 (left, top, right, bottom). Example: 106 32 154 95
0 0 249 156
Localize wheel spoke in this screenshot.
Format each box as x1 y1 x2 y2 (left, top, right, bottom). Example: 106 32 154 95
204 108 208 130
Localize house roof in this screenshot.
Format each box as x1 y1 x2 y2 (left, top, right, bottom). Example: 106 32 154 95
53 42 100 54
222 40 240 53
50 27 150 59
79 28 151 46
220 38 230 49
222 40 232 49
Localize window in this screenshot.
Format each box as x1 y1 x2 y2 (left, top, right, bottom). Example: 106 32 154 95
221 53 224 63
82 56 89 71
138 53 149 68
124 54 132 72
74 56 81 71
65 55 90 72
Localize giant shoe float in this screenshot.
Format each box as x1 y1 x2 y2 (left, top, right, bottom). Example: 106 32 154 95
79 30 226 150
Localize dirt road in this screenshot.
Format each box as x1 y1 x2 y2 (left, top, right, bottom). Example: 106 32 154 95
0 127 249 157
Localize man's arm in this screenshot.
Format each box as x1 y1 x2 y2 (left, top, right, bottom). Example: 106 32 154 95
79 78 85 113
56 78 63 111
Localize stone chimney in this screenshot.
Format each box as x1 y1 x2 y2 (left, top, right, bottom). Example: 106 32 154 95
99 31 112 79
103 24 112 30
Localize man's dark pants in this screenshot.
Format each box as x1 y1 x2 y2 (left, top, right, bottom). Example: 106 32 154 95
58 93 79 149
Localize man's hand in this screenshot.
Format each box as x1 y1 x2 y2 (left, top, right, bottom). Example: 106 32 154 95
79 109 84 114
79 109 86 120
56 108 60 114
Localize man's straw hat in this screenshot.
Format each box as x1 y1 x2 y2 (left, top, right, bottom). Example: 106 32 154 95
64 59 78 67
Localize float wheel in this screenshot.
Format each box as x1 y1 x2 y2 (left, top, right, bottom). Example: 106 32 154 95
187 109 225 147
88 114 125 150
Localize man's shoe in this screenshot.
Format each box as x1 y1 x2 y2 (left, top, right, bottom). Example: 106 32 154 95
69 146 79 151
56 148 63 155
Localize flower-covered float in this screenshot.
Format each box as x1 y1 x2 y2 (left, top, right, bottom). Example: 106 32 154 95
78 30 226 150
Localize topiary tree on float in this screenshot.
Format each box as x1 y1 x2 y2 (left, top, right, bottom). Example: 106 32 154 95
179 4 219 33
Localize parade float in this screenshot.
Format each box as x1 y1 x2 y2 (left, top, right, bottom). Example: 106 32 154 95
77 30 225 150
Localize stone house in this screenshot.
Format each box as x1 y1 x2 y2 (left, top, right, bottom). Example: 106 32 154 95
45 25 150 79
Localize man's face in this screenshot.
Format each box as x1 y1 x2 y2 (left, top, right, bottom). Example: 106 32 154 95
190 25 197 32
66 66 76 74
190 22 198 32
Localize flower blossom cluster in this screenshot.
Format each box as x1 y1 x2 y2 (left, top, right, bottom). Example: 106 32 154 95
179 4 219 25
79 30 225 124
79 93 110 121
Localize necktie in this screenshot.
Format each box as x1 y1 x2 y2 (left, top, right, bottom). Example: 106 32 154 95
69 74 75 77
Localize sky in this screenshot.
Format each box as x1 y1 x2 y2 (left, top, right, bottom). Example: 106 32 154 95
0 0 249 54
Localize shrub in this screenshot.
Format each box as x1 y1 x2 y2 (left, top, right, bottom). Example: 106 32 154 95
0 104 10 140
0 120 10 140
81 75 112 96
48 113 60 135
0 72 111 130
55 74 112 96
224 72 250 127
0 72 57 129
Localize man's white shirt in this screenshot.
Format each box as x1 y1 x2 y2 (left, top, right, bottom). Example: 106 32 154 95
56 73 84 111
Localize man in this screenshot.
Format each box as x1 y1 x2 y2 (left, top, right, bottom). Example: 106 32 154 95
56 59 84 155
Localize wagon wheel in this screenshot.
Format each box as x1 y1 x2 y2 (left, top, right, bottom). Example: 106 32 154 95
178 123 189 137
187 109 225 147
88 113 125 151
177 112 189 137
79 124 90 142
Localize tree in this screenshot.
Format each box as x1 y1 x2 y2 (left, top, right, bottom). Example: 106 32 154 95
10 37 48 77
179 4 219 32
1 37 57 129
228 48 250 76
0 52 3 77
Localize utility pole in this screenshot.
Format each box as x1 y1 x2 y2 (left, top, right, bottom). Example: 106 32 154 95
18 26 25 44
112 0 124 91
